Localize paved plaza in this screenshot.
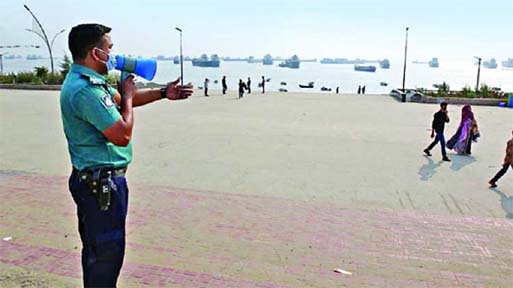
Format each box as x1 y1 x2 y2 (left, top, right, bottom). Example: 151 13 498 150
1 89 512 287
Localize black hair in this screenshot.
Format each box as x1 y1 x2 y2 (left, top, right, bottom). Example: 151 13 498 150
68 24 111 61
440 102 448 108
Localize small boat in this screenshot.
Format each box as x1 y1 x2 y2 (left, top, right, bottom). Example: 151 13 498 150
299 82 314 88
173 56 180 64
380 82 388 87
280 82 287 86
354 65 376 72
279 88 288 92
321 87 332 91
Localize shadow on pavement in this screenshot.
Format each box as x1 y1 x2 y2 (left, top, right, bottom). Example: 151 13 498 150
418 155 443 181
491 188 513 219
449 154 476 171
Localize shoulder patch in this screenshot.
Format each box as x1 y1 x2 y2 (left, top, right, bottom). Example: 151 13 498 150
101 94 114 108
80 74 105 85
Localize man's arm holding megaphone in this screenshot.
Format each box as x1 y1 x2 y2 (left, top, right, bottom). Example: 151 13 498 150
113 77 194 107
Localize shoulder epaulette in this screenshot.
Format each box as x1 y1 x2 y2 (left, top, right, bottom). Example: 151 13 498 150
80 74 106 86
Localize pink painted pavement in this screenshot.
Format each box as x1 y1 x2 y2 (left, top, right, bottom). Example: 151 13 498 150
1 173 512 287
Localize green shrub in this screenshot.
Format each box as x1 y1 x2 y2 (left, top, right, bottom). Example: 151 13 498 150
16 72 41 84
34 66 49 80
0 73 16 84
45 73 65 85
458 86 476 98
60 54 71 76
478 84 493 98
437 82 450 95
106 73 120 85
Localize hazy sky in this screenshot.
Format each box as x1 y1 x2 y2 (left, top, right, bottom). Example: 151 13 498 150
1 0 512 61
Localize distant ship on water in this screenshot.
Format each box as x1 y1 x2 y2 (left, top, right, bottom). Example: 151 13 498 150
354 65 376 72
502 58 513 68
279 55 300 69
379 59 390 69
320 58 366 64
192 54 220 67
483 58 498 69
428 58 439 68
263 54 273 65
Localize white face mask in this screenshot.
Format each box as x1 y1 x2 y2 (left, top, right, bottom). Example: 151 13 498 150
93 48 116 71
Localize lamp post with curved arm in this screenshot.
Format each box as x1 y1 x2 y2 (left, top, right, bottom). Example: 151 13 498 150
23 4 65 74
401 27 409 103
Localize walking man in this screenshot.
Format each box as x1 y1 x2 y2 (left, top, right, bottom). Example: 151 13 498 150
247 77 252 94
424 102 451 162
222 75 227 94
362 85 366 94
357 85 361 94
489 130 513 188
204 78 209 96
60 23 193 287
239 79 247 98
261 76 265 93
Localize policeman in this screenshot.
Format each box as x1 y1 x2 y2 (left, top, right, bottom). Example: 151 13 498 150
60 24 193 287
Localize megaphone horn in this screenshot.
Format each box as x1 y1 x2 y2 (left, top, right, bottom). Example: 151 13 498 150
115 55 157 81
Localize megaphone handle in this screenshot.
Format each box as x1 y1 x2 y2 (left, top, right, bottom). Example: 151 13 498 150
121 71 130 83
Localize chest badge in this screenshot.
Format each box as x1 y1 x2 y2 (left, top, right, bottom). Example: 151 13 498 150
101 94 114 108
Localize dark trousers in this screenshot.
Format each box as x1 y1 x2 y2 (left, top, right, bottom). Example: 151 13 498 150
427 132 447 156
204 88 208 96
222 86 227 94
490 163 512 183
248 86 251 94
239 90 244 98
69 170 129 287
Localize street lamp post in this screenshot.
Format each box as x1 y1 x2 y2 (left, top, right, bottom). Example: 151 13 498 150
175 27 183 86
23 4 65 74
0 53 7 74
0 53 6 74
401 27 409 103
474 57 482 92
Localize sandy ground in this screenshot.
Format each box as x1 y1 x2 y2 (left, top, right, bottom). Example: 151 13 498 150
0 89 512 287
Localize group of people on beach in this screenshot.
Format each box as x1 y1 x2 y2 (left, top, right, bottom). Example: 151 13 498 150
423 102 512 187
204 75 267 98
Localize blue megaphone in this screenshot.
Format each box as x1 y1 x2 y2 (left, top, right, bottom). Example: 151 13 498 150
115 55 157 81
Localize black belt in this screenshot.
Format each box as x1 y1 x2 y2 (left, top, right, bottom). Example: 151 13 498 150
72 166 126 211
73 166 127 181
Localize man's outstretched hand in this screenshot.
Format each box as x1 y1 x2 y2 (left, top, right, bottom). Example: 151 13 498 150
165 78 194 100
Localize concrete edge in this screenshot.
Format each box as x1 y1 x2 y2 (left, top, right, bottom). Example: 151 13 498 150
0 84 62 91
